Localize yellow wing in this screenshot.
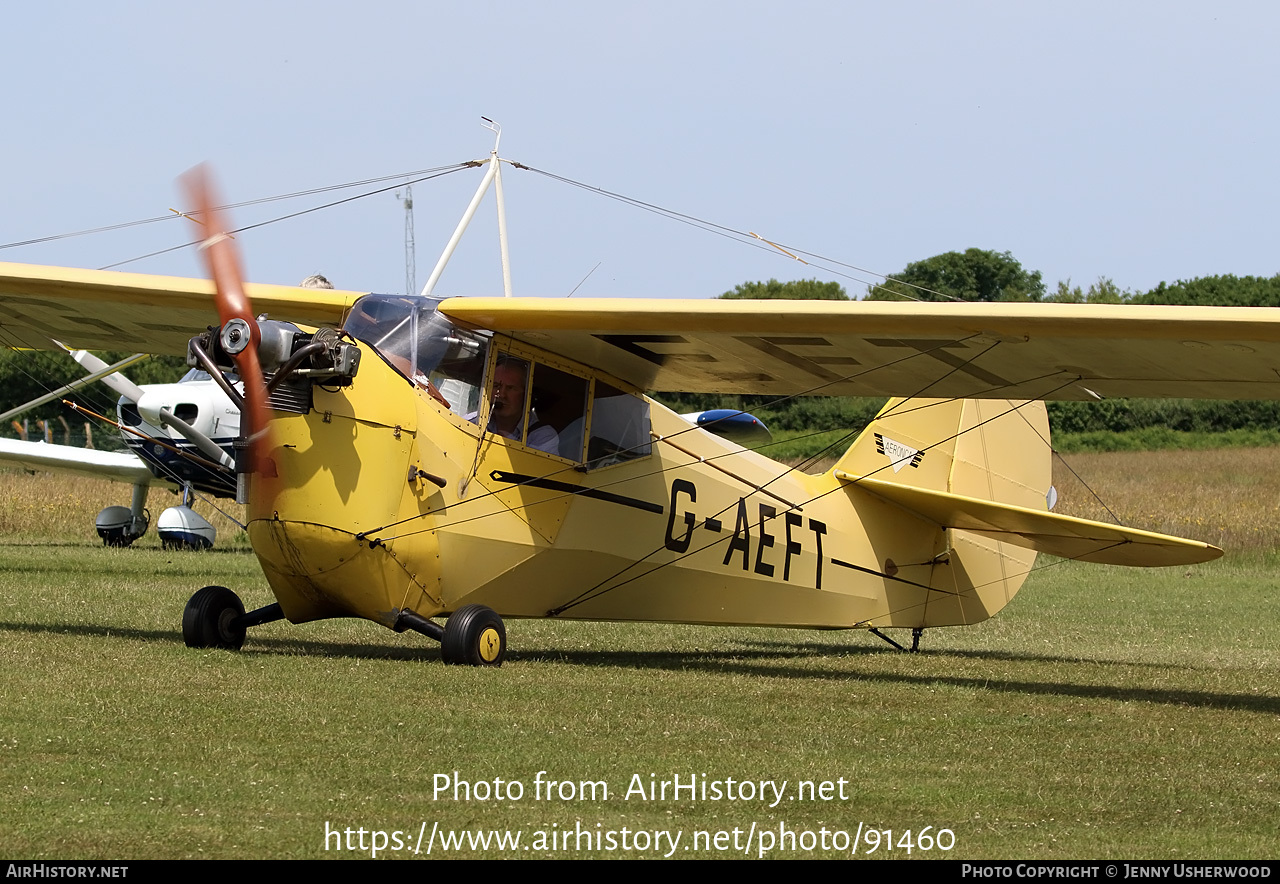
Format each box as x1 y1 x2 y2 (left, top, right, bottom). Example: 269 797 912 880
0 262 365 355
5 262 1280 402
441 297 1280 399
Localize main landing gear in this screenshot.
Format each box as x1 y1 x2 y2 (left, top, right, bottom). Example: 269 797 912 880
182 585 283 650
394 604 508 666
181 586 507 667
440 605 506 667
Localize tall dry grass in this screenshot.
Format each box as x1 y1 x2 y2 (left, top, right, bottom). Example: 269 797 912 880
0 468 247 545
1051 447 1280 551
4 445 1279 552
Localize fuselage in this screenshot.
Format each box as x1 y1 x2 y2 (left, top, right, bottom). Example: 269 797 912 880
246 295 1049 634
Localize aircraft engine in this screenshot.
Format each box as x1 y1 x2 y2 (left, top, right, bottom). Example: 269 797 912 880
157 505 216 550
190 321 360 383
189 321 361 420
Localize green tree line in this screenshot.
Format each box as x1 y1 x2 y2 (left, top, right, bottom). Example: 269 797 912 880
0 350 187 446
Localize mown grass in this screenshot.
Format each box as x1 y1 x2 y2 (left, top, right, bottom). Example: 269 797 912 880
0 456 1276 860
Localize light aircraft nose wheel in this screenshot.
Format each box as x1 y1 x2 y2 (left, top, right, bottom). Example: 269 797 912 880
441 605 506 667
182 585 247 650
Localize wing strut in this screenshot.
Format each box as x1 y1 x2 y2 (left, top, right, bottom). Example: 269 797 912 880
0 352 148 423
421 117 513 297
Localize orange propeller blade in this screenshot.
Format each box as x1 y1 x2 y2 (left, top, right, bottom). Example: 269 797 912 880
180 165 278 511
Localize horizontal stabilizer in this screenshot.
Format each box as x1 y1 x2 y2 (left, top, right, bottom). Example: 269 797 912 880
835 470 1222 567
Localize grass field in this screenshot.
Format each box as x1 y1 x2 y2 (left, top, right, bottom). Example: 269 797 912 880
0 453 1276 860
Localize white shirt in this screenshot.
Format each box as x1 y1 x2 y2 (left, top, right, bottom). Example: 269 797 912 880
466 411 561 456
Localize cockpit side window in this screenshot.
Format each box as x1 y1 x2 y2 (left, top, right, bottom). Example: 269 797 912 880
468 356 575 458
471 347 650 467
529 363 590 461
585 380 652 468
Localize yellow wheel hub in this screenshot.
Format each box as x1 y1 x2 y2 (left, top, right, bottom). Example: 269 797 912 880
478 627 502 663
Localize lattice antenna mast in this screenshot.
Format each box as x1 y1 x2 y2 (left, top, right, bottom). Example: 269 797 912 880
397 185 416 296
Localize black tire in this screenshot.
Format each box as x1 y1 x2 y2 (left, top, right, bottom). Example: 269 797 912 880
441 605 506 666
182 585 247 650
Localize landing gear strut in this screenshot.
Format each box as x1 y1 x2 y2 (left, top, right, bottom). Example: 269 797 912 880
95 483 150 547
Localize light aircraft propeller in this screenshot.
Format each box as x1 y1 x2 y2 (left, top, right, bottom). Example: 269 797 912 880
180 165 277 517
176 165 363 651
178 166 280 648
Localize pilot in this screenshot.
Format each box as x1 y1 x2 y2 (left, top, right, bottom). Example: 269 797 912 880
470 357 559 455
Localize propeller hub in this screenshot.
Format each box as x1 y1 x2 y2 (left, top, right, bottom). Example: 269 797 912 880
220 318 253 355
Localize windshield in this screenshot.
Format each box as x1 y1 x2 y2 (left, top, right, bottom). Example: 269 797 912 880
343 294 489 416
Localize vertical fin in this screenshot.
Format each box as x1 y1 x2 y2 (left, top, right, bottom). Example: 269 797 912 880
832 398 1052 628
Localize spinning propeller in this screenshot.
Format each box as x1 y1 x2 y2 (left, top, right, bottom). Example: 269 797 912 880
181 165 278 514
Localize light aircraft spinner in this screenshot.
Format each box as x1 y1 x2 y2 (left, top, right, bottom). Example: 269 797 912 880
6 175 1276 665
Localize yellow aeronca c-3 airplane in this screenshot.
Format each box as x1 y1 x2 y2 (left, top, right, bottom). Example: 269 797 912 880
0 166 1267 665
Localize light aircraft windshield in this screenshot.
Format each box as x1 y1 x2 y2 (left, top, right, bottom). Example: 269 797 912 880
180 367 241 385
343 294 489 418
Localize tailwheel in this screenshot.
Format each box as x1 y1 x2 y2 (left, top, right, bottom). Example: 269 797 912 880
183 585 247 650
441 605 506 667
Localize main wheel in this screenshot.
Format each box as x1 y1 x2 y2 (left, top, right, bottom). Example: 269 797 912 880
441 605 506 666
182 585 247 650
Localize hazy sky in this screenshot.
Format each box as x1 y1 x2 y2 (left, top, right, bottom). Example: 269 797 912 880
2 1 1276 301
